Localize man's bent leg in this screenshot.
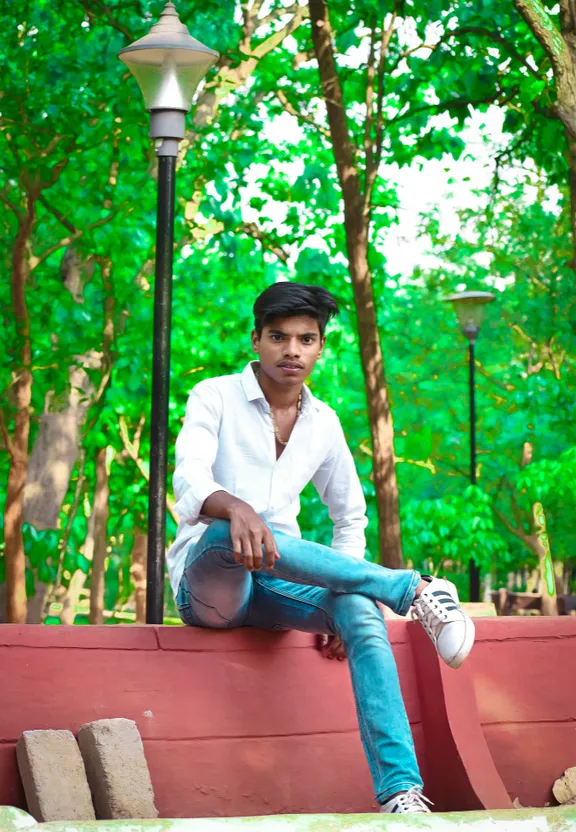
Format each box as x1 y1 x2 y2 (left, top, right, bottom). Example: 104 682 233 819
197 519 420 615
176 524 253 628
248 572 423 804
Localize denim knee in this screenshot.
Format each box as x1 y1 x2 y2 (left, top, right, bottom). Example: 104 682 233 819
327 593 388 644
197 518 233 551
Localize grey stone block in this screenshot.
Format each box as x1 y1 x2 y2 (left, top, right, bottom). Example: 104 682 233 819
16 729 95 822
78 718 157 819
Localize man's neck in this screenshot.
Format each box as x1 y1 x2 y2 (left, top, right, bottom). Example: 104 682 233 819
255 363 303 411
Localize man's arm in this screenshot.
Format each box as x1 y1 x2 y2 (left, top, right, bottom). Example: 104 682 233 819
174 381 278 571
311 416 368 558
201 491 279 571
173 380 229 524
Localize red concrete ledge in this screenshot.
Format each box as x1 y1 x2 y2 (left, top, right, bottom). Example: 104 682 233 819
0 617 574 817
0 625 159 651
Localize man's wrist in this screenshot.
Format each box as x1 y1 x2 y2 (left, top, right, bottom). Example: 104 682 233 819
225 498 253 520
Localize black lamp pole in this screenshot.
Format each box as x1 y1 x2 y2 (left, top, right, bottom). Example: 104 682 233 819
146 155 176 624
444 291 495 603
119 3 218 624
468 340 480 602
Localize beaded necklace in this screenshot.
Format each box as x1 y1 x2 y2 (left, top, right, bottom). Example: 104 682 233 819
254 366 302 447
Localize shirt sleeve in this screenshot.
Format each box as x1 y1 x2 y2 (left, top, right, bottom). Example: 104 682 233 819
311 414 368 559
172 380 229 525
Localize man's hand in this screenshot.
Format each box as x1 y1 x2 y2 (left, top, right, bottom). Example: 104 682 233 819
316 634 346 661
228 502 280 571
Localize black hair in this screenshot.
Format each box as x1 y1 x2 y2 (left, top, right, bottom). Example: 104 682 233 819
253 282 339 338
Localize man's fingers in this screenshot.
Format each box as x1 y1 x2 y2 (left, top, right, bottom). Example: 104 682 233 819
317 635 346 660
263 530 278 568
251 531 263 570
332 638 347 661
241 535 255 571
315 634 329 651
232 535 244 565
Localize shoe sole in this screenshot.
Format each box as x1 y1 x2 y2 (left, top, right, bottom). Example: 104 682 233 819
446 616 476 669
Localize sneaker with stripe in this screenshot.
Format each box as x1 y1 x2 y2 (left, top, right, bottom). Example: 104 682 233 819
379 788 433 814
412 577 475 669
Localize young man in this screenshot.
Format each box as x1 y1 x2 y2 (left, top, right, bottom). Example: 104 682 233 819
167 282 475 815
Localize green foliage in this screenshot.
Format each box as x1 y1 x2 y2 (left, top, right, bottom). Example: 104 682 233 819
1 0 575 621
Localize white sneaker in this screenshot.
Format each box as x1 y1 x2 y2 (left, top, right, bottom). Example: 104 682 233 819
412 577 475 669
380 788 433 814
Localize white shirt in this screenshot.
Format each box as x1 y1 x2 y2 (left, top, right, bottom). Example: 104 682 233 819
167 361 368 595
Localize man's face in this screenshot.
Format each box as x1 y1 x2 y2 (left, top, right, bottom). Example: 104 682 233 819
252 315 325 387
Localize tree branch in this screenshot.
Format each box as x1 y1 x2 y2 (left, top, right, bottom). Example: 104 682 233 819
252 3 309 59
258 2 301 29
514 0 571 78
242 0 266 39
77 0 134 40
118 415 180 524
363 26 377 186
239 221 290 262
275 88 330 136
38 194 77 234
30 202 132 270
0 190 24 224
365 14 397 211
30 233 82 271
49 451 86 607
444 26 544 79
309 0 363 213
388 86 519 127
492 505 529 542
514 0 576 140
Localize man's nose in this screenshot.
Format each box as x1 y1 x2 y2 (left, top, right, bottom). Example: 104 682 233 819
283 338 301 357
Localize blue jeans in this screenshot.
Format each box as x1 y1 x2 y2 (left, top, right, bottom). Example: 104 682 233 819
176 519 424 803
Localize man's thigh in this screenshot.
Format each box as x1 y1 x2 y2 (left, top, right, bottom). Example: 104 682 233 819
176 520 252 628
248 572 336 635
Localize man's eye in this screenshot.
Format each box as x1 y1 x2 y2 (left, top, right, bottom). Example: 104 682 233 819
271 334 283 341
302 337 313 344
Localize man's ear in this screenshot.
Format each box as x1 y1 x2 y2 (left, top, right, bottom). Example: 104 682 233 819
251 329 260 353
318 335 326 358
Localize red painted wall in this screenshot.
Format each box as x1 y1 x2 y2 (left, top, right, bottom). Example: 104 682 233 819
0 617 574 817
468 617 576 809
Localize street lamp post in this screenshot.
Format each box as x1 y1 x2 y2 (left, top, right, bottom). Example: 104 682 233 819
119 3 218 623
444 291 495 602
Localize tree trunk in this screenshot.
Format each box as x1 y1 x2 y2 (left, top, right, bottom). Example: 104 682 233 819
130 532 148 624
4 193 36 623
26 577 47 624
23 357 97 530
89 447 110 625
309 0 403 567
62 492 96 625
533 502 558 616
526 568 540 593
513 0 576 265
348 225 403 567
567 134 576 271
61 570 87 625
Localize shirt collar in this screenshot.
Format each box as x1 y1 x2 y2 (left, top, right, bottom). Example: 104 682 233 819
241 362 320 415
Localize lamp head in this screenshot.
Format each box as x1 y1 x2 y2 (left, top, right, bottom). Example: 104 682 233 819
443 291 495 344
118 2 218 112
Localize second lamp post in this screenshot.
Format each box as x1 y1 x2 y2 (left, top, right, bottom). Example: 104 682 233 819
444 290 495 602
119 3 218 623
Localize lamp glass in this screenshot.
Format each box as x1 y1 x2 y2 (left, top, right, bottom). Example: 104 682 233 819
444 291 495 342
120 49 216 111
118 2 218 112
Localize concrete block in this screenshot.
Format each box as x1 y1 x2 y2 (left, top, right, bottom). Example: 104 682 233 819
78 718 157 819
16 729 95 822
